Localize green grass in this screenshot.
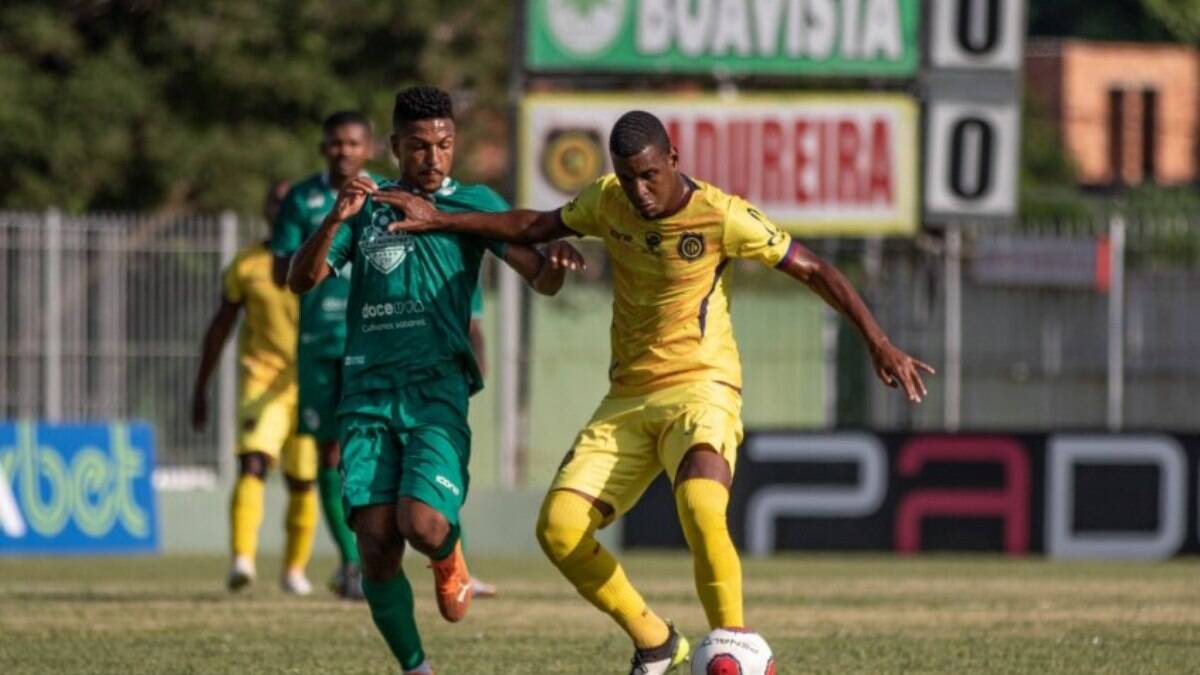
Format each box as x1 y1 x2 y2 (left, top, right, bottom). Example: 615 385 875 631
1 553 1198 674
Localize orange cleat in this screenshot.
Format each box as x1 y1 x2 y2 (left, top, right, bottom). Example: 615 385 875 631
429 540 472 622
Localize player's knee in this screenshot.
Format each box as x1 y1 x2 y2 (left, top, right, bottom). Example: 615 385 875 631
283 474 313 493
535 492 590 564
238 452 270 479
319 440 340 468
396 503 448 552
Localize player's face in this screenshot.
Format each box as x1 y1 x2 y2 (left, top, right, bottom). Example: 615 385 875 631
392 118 456 194
611 144 680 220
320 124 372 180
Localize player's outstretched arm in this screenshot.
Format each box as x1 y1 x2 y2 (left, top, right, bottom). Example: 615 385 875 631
501 241 585 296
191 298 241 432
776 241 935 403
376 189 569 244
288 176 376 294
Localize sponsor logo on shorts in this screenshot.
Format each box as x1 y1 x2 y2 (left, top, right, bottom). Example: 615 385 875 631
436 475 461 496
303 408 321 431
344 355 366 366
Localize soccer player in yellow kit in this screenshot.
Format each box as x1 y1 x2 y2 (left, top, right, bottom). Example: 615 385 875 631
192 181 320 594
386 111 933 674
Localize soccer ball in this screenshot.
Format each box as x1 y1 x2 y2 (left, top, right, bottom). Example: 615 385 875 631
690 628 776 675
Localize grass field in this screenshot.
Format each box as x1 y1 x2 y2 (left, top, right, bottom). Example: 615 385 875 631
1 553 1198 674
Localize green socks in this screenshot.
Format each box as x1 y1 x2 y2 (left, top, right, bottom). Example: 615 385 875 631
431 521 461 561
362 575 425 671
317 467 360 565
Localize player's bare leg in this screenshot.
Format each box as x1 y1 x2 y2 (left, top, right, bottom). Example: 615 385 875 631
674 445 743 630
353 503 431 674
396 497 472 623
537 488 689 674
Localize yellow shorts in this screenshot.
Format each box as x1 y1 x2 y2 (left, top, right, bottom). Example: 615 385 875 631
238 369 317 481
549 380 744 519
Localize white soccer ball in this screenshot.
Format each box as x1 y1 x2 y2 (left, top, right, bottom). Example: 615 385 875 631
690 628 776 675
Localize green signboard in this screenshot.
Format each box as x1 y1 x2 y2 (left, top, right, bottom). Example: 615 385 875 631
526 0 920 76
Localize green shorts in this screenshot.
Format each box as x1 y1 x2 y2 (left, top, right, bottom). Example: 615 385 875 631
299 356 342 442
337 374 471 524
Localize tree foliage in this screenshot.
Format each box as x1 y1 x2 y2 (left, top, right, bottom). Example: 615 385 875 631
1138 0 1200 42
0 1 513 214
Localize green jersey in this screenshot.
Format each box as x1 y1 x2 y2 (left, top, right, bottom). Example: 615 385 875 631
326 177 509 398
271 171 383 359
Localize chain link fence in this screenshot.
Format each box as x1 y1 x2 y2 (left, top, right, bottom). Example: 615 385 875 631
2 210 1198 479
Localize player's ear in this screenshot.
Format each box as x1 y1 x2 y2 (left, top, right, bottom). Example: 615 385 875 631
667 145 679 170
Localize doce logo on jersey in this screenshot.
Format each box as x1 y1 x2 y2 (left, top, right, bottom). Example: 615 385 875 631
363 207 416 275
546 0 626 56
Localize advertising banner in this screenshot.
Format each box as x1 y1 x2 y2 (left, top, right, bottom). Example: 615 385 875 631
526 0 921 77
0 421 159 555
521 93 919 236
623 431 1200 559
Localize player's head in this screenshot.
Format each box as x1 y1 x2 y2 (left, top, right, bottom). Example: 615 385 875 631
263 179 290 225
320 111 373 181
609 110 681 220
391 86 456 194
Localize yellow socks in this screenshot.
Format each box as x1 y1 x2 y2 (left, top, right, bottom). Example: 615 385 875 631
284 486 318 572
537 490 670 649
230 474 265 559
675 478 744 629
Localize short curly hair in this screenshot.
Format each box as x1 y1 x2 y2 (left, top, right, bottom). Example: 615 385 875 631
609 110 671 158
393 86 455 128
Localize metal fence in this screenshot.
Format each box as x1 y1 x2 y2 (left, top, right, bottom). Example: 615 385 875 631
2 210 1198 479
0 211 242 476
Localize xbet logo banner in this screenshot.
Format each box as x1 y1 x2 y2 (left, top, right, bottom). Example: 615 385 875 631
526 0 920 76
0 421 159 554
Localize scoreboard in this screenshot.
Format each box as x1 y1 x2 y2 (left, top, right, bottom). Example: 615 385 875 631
520 0 1027 234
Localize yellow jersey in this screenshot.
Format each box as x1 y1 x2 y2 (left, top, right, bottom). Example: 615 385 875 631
560 174 792 397
222 242 299 379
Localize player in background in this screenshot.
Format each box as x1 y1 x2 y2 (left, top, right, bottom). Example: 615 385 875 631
288 86 582 674
270 111 380 599
192 180 320 595
383 111 934 674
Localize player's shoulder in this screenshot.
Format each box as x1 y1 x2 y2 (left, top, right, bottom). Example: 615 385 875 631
229 242 270 276
283 173 326 207
684 177 743 226
444 181 511 212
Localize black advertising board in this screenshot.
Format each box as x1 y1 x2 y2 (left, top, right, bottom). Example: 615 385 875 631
622 432 1200 559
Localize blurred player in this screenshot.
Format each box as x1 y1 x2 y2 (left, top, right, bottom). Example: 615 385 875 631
288 86 581 674
192 180 320 595
385 110 934 674
270 111 380 598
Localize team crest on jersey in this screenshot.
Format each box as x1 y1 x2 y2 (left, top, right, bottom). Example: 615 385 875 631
678 232 705 261
644 231 663 255
361 207 415 274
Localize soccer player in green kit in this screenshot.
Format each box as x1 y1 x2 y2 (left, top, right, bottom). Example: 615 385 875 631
271 111 382 598
288 86 583 674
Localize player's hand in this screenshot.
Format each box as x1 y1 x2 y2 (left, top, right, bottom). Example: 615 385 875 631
542 240 586 271
870 339 935 404
378 189 439 233
328 176 377 224
191 392 208 432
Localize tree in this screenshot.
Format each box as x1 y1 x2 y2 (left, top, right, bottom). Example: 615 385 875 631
1139 0 1200 41
0 0 513 215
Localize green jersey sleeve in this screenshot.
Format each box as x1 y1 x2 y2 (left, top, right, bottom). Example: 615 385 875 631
270 189 305 256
